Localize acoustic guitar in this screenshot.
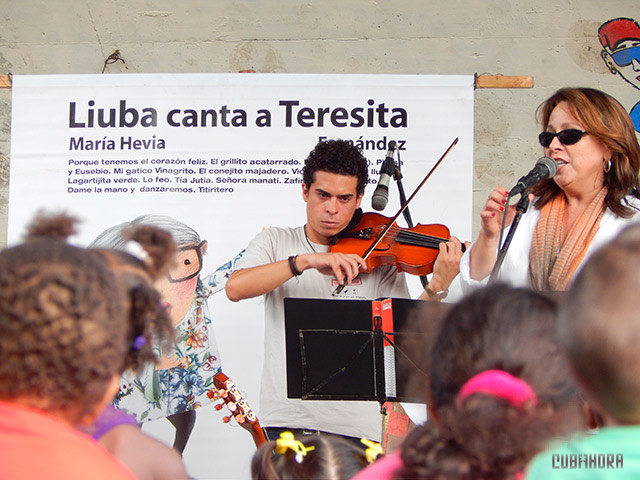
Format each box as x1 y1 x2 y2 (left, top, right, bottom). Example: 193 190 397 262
208 371 268 447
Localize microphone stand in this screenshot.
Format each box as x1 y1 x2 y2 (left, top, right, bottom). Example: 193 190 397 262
488 192 530 284
393 148 428 288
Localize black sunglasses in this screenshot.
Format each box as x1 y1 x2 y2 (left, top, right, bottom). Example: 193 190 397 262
538 129 587 148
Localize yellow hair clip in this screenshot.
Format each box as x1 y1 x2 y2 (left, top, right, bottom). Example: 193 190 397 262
360 438 383 464
275 431 315 463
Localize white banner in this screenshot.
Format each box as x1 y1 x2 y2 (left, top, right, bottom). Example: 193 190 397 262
9 73 473 479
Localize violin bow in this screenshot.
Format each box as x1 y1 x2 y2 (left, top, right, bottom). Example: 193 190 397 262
333 137 459 296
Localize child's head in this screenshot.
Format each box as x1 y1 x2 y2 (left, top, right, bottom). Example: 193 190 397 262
0 214 128 424
0 213 176 425
251 432 374 480
92 221 176 372
399 284 582 480
559 224 640 424
91 214 204 325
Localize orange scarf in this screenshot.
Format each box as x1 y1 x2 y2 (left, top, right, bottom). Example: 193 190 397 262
529 188 607 291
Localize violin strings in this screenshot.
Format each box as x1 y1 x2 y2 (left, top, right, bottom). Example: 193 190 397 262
396 232 442 248
370 225 446 248
373 226 443 245
374 224 446 241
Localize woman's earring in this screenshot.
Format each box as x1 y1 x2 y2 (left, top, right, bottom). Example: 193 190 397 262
603 158 612 173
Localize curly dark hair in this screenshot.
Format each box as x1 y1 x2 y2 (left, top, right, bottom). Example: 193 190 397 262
94 224 176 372
397 284 582 480
532 87 640 217
251 432 370 480
0 213 128 423
301 139 369 196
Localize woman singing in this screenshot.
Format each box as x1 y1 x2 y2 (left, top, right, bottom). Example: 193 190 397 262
461 87 640 290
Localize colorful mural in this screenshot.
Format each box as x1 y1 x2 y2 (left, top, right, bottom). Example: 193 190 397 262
599 17 640 132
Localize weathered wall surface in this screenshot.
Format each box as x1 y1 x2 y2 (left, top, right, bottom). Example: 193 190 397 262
1 0 639 246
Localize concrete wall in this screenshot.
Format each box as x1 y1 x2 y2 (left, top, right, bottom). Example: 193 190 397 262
2 1 639 247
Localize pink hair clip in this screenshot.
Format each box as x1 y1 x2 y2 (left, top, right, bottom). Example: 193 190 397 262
456 369 537 409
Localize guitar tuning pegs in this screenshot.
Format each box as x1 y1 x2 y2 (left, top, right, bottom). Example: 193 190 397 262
214 403 224 411
235 414 246 424
222 416 231 423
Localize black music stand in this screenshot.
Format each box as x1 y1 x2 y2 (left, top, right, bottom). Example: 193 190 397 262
284 297 448 408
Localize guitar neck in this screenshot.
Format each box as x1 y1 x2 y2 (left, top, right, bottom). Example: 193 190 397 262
250 423 268 448
213 371 268 448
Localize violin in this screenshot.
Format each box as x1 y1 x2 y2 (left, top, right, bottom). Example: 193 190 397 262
330 211 460 276
331 138 459 295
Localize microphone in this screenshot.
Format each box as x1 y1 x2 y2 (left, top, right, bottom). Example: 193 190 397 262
509 157 558 196
372 141 397 211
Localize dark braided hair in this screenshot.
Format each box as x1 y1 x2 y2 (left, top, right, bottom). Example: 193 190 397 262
397 284 583 480
302 139 369 196
251 433 370 480
0 213 128 423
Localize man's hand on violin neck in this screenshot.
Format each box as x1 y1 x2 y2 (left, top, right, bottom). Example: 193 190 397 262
430 236 471 291
297 252 368 285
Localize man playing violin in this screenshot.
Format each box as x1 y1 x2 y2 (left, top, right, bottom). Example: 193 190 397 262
226 139 464 444
226 138 412 444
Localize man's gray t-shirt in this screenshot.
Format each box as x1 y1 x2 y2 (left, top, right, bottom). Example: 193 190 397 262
236 225 410 440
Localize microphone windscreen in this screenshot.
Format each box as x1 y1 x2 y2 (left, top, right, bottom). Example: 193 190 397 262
372 185 389 211
536 156 558 178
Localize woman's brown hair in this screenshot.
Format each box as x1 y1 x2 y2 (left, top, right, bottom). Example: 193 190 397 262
532 87 640 217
